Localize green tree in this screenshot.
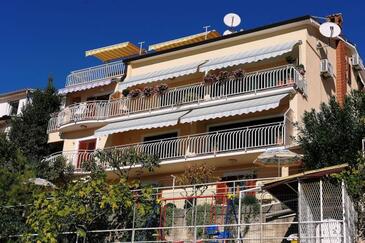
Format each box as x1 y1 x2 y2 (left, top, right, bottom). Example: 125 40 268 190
297 91 365 169
9 77 62 179
297 91 365 238
0 133 35 239
25 148 161 242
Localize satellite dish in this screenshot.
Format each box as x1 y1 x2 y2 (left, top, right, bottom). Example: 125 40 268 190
319 22 341 38
223 30 234 36
224 13 241 28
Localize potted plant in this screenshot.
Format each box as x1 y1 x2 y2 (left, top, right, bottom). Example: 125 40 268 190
217 71 229 84
155 84 168 95
296 64 306 75
203 73 218 84
232 68 245 79
143 86 154 97
122 89 130 97
129 88 142 98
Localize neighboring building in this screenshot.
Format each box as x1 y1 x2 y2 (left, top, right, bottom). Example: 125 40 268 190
0 89 33 134
46 14 365 184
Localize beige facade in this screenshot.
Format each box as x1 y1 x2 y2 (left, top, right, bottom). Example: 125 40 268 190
46 16 364 184
0 89 32 133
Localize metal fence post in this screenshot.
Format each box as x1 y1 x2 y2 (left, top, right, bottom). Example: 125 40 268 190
237 190 242 241
320 179 323 241
260 190 263 243
131 204 136 243
342 181 347 243
193 185 197 243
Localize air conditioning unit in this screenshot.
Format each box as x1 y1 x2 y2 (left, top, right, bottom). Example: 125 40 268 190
351 54 364 70
320 59 334 78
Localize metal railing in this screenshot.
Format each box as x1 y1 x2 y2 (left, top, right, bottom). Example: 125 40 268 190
48 65 302 133
65 60 125 87
44 122 284 171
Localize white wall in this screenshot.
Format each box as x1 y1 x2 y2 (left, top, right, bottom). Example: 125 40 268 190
0 103 11 117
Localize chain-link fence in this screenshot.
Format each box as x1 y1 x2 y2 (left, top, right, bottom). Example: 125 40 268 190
38 178 355 243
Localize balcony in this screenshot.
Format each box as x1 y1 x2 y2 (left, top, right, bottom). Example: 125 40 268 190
45 122 285 172
48 65 304 133
64 60 125 87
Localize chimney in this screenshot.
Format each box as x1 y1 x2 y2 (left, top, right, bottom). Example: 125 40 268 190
327 13 347 107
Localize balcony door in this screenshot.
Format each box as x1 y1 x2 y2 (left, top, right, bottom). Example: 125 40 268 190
85 94 111 118
208 117 283 152
143 132 178 159
77 139 96 168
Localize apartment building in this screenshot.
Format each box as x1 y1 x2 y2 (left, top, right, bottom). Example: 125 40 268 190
0 89 33 134
46 15 365 185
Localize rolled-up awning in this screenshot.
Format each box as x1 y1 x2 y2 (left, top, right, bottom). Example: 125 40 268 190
95 111 188 136
180 93 289 123
200 40 301 72
119 61 205 90
58 79 113 95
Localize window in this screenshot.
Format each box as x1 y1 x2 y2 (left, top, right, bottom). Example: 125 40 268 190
87 94 110 101
71 97 81 105
143 132 178 143
208 117 283 132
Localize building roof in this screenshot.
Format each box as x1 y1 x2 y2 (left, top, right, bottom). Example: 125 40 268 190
124 15 313 63
263 163 348 189
0 88 33 101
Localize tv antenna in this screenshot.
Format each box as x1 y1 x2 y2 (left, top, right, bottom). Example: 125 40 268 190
203 25 211 40
223 13 241 36
138 41 145 55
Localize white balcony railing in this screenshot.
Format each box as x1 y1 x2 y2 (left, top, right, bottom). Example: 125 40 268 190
65 60 125 87
45 122 285 172
48 65 302 133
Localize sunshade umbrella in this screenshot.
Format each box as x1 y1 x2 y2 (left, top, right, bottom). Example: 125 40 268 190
254 148 302 176
28 178 57 189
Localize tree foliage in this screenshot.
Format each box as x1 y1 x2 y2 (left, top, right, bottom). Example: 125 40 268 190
87 148 160 180
9 77 61 169
25 148 161 242
0 134 35 238
297 91 365 238
297 91 365 169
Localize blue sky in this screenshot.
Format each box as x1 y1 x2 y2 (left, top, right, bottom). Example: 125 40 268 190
0 0 364 93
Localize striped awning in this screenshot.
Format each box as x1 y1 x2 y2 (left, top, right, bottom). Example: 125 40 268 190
58 79 113 95
86 42 140 62
180 93 289 123
200 40 301 72
119 61 205 90
148 31 221 52
95 111 188 136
